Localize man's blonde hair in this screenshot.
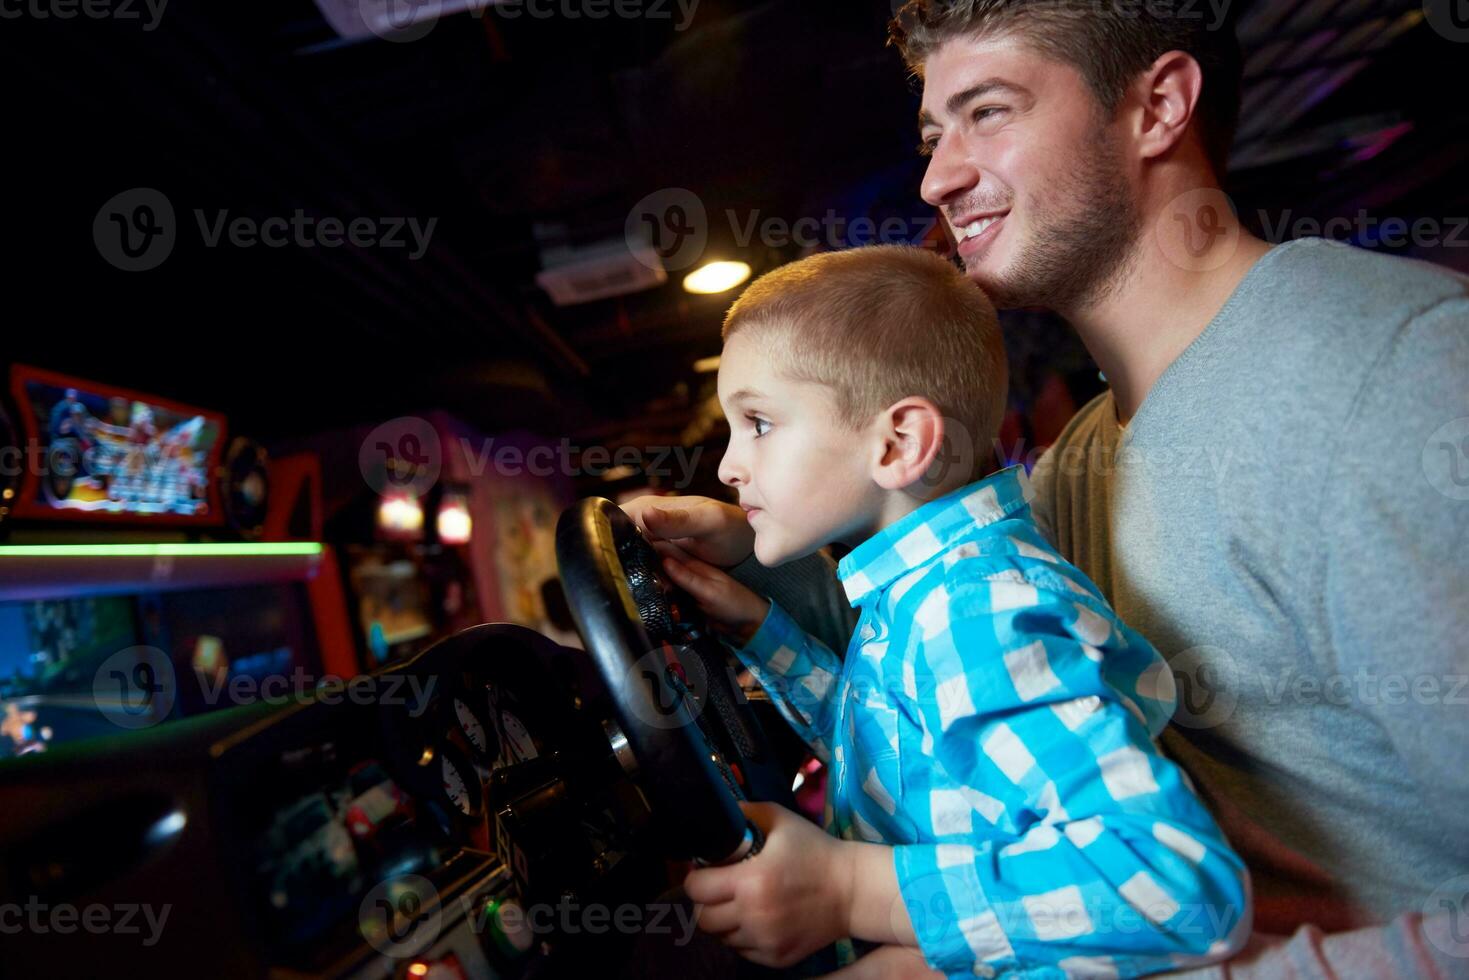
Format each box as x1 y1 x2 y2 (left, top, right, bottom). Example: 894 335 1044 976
722 245 1007 455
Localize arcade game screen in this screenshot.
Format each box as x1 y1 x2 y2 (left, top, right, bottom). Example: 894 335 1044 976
12 366 223 519
146 583 324 719
0 595 140 757
0 584 322 760
347 550 435 665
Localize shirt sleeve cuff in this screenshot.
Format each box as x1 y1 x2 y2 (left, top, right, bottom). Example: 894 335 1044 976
894 844 1015 978
734 599 803 676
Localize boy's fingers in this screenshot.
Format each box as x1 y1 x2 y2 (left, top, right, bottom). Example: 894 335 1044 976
661 555 724 596
619 497 665 535
683 866 739 906
737 800 784 832
672 553 724 578
734 948 785 970
641 504 704 539
692 902 742 936
659 557 704 595
651 539 695 564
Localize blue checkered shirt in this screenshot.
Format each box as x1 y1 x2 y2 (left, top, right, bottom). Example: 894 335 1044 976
735 466 1251 978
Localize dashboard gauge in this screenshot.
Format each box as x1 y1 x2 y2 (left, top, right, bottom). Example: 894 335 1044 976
453 697 497 761
438 745 481 817
500 710 538 763
486 684 542 767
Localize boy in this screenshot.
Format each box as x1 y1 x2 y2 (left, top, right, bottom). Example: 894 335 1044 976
651 245 1250 979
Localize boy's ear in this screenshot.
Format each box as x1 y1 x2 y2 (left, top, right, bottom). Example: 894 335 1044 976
870 397 949 493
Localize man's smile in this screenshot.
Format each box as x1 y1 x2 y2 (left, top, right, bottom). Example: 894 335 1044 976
950 209 1009 258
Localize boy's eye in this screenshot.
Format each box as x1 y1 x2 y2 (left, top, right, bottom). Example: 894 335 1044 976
748 415 771 438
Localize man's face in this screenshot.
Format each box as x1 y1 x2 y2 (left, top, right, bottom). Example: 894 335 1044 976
918 33 1142 312
716 331 882 566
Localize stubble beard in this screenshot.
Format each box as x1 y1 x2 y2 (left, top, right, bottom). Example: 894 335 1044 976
966 130 1144 315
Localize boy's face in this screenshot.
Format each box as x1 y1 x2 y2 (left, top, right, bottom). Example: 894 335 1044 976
716 330 883 566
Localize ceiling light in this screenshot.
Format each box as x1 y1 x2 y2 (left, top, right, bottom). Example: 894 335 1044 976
683 260 751 295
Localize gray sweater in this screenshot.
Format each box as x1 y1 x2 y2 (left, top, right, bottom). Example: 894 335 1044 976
734 238 1469 976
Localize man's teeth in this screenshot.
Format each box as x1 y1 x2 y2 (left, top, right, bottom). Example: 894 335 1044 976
957 215 1002 241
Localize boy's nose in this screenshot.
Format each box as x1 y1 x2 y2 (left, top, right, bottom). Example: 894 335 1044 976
717 448 745 487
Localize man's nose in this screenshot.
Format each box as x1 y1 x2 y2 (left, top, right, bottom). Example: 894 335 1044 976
920 133 982 209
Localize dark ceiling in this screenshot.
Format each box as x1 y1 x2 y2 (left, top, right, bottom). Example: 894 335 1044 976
2 0 1464 451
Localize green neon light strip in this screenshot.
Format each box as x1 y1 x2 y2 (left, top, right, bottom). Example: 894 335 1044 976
0 543 324 558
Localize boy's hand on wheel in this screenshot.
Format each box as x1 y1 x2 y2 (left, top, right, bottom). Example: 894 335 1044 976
659 552 769 645
622 495 755 569
686 802 855 970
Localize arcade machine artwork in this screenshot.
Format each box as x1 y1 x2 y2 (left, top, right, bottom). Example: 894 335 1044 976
15 365 226 521
0 364 354 761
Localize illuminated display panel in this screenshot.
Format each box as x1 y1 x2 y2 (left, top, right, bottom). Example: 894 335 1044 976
9 364 227 524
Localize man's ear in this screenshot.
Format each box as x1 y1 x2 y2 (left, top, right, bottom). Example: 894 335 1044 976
1129 50 1205 162
870 397 947 492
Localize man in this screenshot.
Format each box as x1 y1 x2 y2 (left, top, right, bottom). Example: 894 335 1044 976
626 1 1469 976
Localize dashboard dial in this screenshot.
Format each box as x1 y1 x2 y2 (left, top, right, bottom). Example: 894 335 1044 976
501 710 538 763
438 745 481 817
453 697 496 760
486 684 541 767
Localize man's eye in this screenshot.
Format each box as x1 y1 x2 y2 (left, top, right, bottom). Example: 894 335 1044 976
973 106 1005 123
748 415 771 437
917 136 939 158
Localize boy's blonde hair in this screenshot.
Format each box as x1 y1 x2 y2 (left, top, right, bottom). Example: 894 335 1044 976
722 245 1007 459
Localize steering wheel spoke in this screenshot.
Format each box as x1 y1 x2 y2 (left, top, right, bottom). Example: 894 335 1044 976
555 497 792 866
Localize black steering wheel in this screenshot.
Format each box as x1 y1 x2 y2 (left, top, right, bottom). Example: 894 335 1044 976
555 497 792 866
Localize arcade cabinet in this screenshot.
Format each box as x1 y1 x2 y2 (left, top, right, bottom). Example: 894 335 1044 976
0 363 355 759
